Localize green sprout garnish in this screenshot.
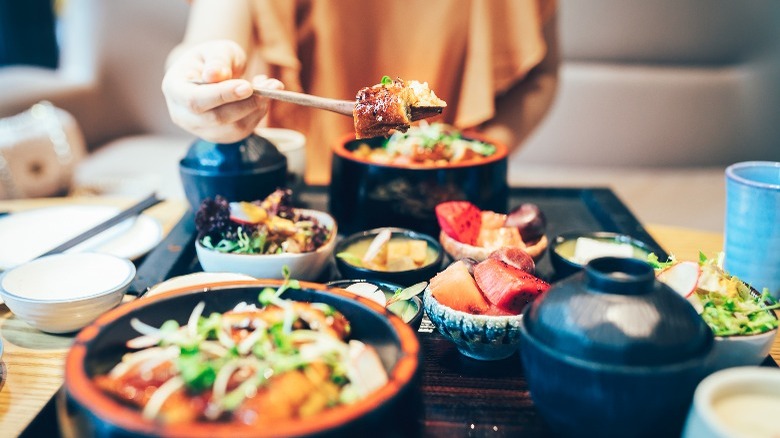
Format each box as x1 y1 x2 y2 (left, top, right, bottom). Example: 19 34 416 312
258 265 301 306
646 252 676 270
380 75 393 86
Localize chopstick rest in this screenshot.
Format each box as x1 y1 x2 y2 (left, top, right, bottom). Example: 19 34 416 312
37 193 162 258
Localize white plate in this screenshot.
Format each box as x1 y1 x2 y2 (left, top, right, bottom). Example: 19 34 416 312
0 205 163 271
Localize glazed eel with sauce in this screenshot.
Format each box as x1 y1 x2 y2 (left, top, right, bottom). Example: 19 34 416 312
353 76 447 138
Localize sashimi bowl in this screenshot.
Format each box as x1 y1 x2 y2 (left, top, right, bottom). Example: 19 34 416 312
421 253 550 361
194 193 337 281
423 287 523 361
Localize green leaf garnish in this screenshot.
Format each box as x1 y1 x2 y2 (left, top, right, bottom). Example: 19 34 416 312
380 75 393 86
647 252 676 270
387 281 427 306
177 352 217 392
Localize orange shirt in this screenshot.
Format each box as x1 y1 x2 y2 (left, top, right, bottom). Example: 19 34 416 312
248 0 555 184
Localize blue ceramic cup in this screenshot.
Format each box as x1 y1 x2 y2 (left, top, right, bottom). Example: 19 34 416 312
724 161 780 298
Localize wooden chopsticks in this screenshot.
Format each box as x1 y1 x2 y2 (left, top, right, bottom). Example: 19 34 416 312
37 193 163 258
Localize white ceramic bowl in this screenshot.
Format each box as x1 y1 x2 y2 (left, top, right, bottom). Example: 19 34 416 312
195 209 337 281
707 328 778 373
683 366 780 438
0 253 135 333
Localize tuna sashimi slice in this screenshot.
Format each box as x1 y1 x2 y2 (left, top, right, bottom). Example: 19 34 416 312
430 260 490 314
488 247 536 275
435 201 482 246
474 258 550 314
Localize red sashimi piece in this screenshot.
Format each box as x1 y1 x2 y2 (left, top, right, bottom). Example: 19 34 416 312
488 247 536 275
474 258 550 314
435 201 482 246
430 260 490 314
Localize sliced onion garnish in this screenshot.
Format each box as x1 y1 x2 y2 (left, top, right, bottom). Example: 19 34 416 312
142 376 185 420
212 360 240 404
237 322 267 356
199 340 230 358
109 347 163 379
126 334 162 350
188 301 206 339
129 318 166 338
109 346 180 379
217 326 236 349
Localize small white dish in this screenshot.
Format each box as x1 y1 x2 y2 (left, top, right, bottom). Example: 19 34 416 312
683 366 780 438
195 209 337 281
0 253 135 333
0 205 163 271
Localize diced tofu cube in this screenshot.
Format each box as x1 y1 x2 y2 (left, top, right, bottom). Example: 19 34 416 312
387 256 417 272
387 240 409 262
408 240 428 265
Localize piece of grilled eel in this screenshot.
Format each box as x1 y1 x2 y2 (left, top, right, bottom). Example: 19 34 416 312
353 77 447 138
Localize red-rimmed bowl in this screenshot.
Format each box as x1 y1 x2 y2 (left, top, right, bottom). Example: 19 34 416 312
59 280 421 437
329 132 508 236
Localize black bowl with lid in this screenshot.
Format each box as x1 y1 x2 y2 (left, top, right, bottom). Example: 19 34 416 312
179 134 288 210
519 257 713 438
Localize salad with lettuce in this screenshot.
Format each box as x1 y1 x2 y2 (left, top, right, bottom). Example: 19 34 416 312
651 252 780 336
195 189 332 255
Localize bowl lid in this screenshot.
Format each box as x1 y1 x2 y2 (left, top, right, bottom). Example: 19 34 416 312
523 257 713 366
180 134 287 173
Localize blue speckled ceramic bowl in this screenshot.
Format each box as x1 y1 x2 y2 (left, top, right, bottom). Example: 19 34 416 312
422 287 522 361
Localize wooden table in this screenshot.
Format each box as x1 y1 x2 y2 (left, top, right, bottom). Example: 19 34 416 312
0 197 776 436
0 197 187 436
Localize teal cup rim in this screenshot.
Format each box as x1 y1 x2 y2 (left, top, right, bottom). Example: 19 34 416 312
725 161 780 190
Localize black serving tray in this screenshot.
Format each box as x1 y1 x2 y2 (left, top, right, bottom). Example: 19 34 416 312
26 185 756 437
131 185 669 289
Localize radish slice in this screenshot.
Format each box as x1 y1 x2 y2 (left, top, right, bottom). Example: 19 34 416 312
228 202 267 225
656 261 701 298
345 282 387 307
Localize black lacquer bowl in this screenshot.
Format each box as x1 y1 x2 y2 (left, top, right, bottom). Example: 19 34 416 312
179 134 288 211
334 227 444 287
59 281 421 438
329 133 508 236
519 257 714 438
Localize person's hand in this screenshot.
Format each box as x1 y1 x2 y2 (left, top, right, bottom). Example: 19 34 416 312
162 39 283 143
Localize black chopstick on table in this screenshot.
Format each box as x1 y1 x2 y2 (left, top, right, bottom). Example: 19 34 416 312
37 193 163 258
